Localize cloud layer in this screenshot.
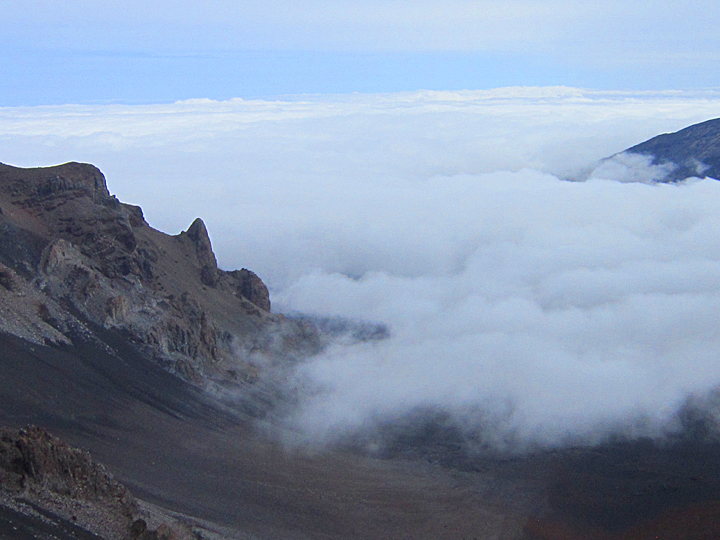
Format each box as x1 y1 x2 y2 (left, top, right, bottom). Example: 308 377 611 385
3 87 720 449
276 173 720 448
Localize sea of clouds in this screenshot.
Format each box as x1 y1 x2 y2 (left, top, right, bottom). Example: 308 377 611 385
3 86 720 449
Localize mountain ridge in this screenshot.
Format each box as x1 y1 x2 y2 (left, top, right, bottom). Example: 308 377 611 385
603 117 720 182
0 161 318 389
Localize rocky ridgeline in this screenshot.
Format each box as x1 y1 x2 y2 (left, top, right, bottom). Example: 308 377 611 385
588 117 720 183
0 162 319 388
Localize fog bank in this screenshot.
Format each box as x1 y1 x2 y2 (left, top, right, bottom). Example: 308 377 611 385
274 174 720 448
3 87 720 448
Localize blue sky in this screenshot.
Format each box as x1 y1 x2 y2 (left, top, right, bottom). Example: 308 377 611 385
3 0 720 105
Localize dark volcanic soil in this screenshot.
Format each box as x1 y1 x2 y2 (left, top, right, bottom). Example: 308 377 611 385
3 328 720 540
0 329 536 539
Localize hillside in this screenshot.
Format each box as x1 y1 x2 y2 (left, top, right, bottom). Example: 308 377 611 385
618 117 720 181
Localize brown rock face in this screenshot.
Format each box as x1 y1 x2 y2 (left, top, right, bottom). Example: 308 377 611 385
0 162 110 202
0 425 197 540
0 425 135 514
181 217 219 287
0 161 318 388
228 268 271 312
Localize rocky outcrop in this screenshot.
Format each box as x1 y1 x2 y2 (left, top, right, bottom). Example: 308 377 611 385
0 425 137 540
0 161 319 389
0 426 199 540
0 426 134 512
227 268 271 312
180 217 218 287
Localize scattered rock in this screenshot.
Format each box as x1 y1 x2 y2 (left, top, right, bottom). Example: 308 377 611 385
0 426 135 513
0 426 203 540
0 265 13 291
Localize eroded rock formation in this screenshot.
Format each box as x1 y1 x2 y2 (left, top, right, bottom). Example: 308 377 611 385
0 162 318 388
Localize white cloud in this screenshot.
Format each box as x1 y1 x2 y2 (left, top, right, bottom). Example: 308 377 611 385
587 152 678 183
276 175 720 448
3 87 720 448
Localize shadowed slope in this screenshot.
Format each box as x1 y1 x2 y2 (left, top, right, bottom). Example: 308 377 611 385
0 329 541 540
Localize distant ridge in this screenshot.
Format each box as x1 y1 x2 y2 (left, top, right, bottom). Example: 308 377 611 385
622 117 720 181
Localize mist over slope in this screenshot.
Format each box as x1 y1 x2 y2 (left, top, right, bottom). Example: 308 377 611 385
3 87 720 451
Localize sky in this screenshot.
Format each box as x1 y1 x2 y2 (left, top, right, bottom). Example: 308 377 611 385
3 88 720 449
2 0 720 104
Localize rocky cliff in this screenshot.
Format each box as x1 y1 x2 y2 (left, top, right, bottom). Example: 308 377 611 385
0 425 136 538
0 161 318 389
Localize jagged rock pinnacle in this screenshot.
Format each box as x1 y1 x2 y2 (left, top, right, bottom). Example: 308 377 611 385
183 217 219 287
